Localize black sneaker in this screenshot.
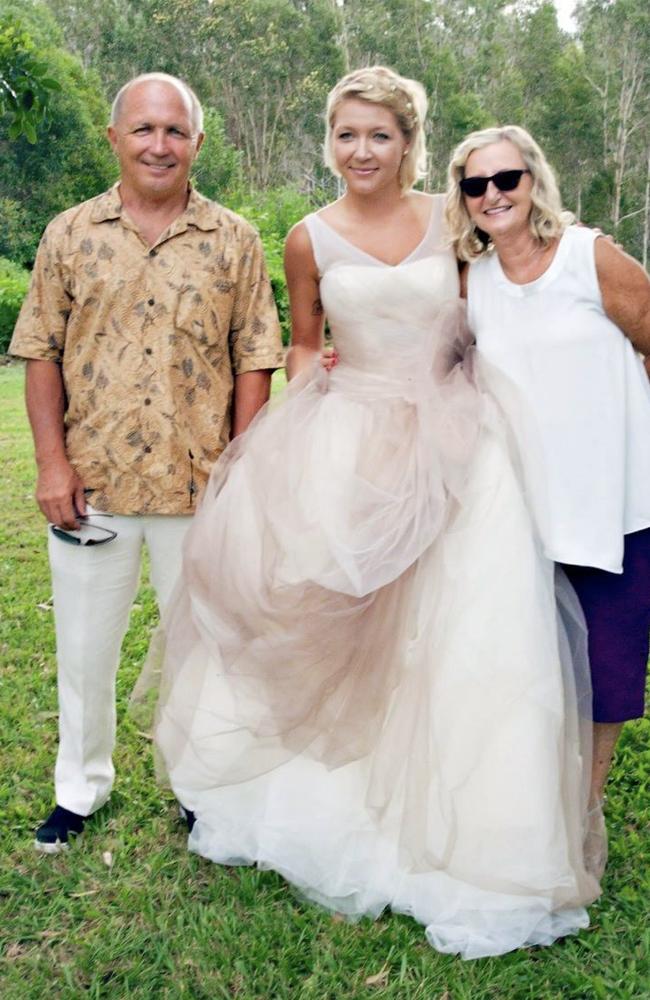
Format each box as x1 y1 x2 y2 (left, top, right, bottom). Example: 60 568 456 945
34 805 86 854
179 804 196 833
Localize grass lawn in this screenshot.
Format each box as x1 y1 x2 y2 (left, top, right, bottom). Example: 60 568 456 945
1 362 648 999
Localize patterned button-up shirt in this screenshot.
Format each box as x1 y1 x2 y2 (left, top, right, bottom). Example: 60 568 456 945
10 184 284 514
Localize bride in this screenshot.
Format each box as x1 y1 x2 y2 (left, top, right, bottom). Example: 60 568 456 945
153 66 600 959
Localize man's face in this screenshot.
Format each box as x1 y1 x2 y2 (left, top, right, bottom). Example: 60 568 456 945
108 81 204 203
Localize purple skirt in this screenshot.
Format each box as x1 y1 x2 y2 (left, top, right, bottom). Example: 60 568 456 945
562 527 650 723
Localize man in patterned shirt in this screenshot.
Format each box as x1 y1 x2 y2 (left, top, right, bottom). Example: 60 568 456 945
10 73 284 852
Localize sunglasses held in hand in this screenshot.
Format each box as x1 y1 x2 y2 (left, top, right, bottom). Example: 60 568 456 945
50 513 117 546
459 169 531 198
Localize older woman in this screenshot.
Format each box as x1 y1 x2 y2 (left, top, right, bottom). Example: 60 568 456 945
446 126 650 842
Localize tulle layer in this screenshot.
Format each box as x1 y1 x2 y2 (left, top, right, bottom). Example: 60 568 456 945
152 311 601 958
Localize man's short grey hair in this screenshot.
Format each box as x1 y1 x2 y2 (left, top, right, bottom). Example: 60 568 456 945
110 73 204 134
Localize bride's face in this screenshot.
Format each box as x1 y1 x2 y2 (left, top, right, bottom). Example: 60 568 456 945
331 98 408 196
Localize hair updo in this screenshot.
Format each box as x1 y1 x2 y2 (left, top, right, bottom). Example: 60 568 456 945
324 66 428 193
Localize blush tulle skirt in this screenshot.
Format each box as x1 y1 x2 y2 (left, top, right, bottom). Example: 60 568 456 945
146 356 601 959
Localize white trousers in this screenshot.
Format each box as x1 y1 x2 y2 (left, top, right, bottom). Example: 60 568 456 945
48 512 191 815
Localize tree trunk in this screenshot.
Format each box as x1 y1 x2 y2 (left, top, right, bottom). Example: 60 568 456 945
642 146 650 271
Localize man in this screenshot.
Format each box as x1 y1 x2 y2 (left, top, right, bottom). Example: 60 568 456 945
10 73 284 852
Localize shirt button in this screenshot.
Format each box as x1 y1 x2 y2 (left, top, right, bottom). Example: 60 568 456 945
149 249 157 258
148 298 155 306
144 445 152 453
145 347 152 355
144 398 151 405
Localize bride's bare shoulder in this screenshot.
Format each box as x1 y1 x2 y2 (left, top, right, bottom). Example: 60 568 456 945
285 218 317 278
407 190 444 223
286 217 315 253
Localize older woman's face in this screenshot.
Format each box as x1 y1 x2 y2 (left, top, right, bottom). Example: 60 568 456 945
462 139 534 243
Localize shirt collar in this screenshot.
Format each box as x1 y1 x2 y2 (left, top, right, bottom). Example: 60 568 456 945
90 182 222 232
90 183 123 223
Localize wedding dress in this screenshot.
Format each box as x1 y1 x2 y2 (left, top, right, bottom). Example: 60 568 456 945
153 195 600 959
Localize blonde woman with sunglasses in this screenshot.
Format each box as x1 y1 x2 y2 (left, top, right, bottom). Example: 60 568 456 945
447 125 650 869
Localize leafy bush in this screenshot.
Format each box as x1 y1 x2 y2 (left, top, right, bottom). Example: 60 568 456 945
192 107 243 202
0 197 39 266
228 187 312 345
0 5 115 269
0 256 29 354
0 18 61 142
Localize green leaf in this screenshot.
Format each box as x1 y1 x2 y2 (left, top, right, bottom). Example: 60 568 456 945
23 119 37 143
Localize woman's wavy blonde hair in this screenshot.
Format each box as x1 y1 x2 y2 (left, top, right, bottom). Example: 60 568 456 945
445 125 571 261
324 66 428 194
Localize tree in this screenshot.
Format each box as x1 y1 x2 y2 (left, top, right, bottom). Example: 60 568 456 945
0 17 60 141
177 0 344 189
0 4 115 265
191 107 243 200
579 0 650 255
44 0 219 100
11 0 648 266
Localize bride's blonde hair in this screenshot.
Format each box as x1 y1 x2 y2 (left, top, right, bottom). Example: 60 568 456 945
324 66 428 193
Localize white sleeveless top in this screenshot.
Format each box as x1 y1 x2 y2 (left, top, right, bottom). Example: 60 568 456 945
468 225 650 572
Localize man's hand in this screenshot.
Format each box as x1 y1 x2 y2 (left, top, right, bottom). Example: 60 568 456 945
36 456 86 529
25 359 85 527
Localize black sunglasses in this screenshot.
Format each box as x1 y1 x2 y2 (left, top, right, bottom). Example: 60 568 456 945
459 169 531 198
50 513 117 546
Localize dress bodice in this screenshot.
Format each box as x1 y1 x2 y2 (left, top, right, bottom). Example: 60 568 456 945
303 195 463 381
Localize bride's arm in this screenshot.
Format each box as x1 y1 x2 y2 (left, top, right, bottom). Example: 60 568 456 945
284 222 326 380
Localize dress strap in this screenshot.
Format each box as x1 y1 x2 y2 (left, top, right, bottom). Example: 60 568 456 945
302 212 349 277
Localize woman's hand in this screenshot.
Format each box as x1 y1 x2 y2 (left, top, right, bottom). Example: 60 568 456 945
321 347 339 372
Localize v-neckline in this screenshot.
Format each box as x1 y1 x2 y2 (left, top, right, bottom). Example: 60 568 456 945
313 201 436 268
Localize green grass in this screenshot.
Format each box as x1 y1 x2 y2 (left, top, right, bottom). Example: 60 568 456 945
1 362 648 999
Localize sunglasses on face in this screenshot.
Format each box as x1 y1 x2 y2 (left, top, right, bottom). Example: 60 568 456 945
50 513 117 546
459 168 531 199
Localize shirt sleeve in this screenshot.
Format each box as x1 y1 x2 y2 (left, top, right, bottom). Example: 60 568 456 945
229 230 285 375
9 222 70 361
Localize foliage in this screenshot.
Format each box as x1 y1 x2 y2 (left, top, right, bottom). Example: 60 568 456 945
0 257 29 353
227 187 313 345
0 38 115 267
191 106 243 201
1 0 647 266
1 362 650 997
153 0 344 189
577 0 650 261
0 18 60 142
0 198 36 267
